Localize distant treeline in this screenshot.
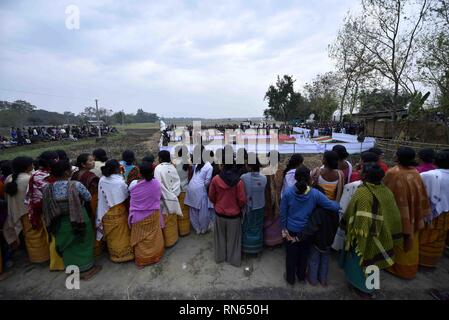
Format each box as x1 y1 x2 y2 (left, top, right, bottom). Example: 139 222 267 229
0 100 159 127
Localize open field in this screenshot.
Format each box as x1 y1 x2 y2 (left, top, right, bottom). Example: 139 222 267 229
117 122 159 129
0 128 160 161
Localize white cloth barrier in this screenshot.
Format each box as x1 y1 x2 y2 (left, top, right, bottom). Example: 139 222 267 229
160 141 375 154
293 127 310 134
332 132 376 143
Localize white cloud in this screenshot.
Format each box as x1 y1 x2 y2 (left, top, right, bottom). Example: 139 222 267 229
0 0 360 117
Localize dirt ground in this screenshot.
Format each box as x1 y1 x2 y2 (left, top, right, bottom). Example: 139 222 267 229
1 129 448 300
1 231 448 300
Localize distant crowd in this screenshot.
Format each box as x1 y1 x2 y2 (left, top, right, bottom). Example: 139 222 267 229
161 121 366 146
0 125 118 149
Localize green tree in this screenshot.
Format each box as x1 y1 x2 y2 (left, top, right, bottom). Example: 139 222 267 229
263 75 305 125
304 72 339 121
418 0 449 121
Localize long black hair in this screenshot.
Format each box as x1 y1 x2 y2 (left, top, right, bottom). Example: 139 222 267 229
4 156 33 196
435 150 449 169
362 163 384 185
323 151 339 170
50 160 72 178
193 144 206 172
38 151 59 169
294 166 311 194
93 148 108 162
396 147 417 167
101 159 121 177
76 153 91 169
158 150 171 163
122 150 136 165
283 153 304 178
138 161 155 181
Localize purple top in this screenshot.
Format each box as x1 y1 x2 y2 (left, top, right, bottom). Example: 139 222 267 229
416 163 436 174
128 179 161 226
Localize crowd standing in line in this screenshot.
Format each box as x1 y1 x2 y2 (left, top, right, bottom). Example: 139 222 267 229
0 144 448 299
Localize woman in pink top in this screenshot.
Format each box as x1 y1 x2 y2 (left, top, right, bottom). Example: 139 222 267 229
416 148 436 173
128 161 163 268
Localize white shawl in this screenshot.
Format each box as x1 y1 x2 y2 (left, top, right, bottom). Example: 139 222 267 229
96 174 129 240
3 173 31 244
331 180 362 250
154 162 182 216
421 169 449 222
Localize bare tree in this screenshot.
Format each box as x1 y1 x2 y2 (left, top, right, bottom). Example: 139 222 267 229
418 0 449 119
347 0 431 121
329 14 376 121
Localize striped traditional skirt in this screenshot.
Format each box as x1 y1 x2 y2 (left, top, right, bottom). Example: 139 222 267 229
21 216 50 263
263 215 283 247
102 203 134 263
177 192 191 236
130 211 165 266
162 213 179 248
242 208 264 254
419 212 449 267
387 232 419 279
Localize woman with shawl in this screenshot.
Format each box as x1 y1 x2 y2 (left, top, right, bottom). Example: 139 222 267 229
384 147 431 279
42 160 101 280
71 153 102 256
341 163 402 298
419 150 449 268
25 151 64 270
185 145 213 235
173 146 192 236
129 162 164 268
154 150 182 247
97 160 134 262
3 157 34 259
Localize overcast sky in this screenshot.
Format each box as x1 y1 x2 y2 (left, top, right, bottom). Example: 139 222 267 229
0 0 360 118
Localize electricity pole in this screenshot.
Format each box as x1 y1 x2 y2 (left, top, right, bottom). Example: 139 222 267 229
95 99 101 138
122 109 125 126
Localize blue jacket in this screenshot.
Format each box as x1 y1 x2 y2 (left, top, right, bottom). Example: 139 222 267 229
280 186 340 233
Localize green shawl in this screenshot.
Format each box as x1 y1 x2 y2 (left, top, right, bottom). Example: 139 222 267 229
341 182 403 270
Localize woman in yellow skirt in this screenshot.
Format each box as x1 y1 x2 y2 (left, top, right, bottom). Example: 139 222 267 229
129 162 164 267
24 151 63 269
154 151 183 247
173 146 192 236
97 160 134 263
419 150 449 268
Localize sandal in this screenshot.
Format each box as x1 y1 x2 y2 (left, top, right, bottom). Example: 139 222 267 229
80 265 102 281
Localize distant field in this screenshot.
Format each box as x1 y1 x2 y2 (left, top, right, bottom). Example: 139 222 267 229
161 119 280 127
118 122 159 129
0 132 124 160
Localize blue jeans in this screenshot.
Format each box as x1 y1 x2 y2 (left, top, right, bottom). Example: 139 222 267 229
308 245 330 285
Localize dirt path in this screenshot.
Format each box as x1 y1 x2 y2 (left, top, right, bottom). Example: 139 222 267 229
67 129 160 160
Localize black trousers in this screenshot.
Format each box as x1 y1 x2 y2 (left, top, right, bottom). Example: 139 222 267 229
285 232 310 284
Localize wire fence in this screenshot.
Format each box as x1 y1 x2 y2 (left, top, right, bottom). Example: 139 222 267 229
375 138 449 165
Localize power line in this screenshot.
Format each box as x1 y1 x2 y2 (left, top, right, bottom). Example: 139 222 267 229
0 87 92 101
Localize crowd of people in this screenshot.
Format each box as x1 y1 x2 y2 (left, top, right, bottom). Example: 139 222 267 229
0 143 448 299
0 125 117 149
